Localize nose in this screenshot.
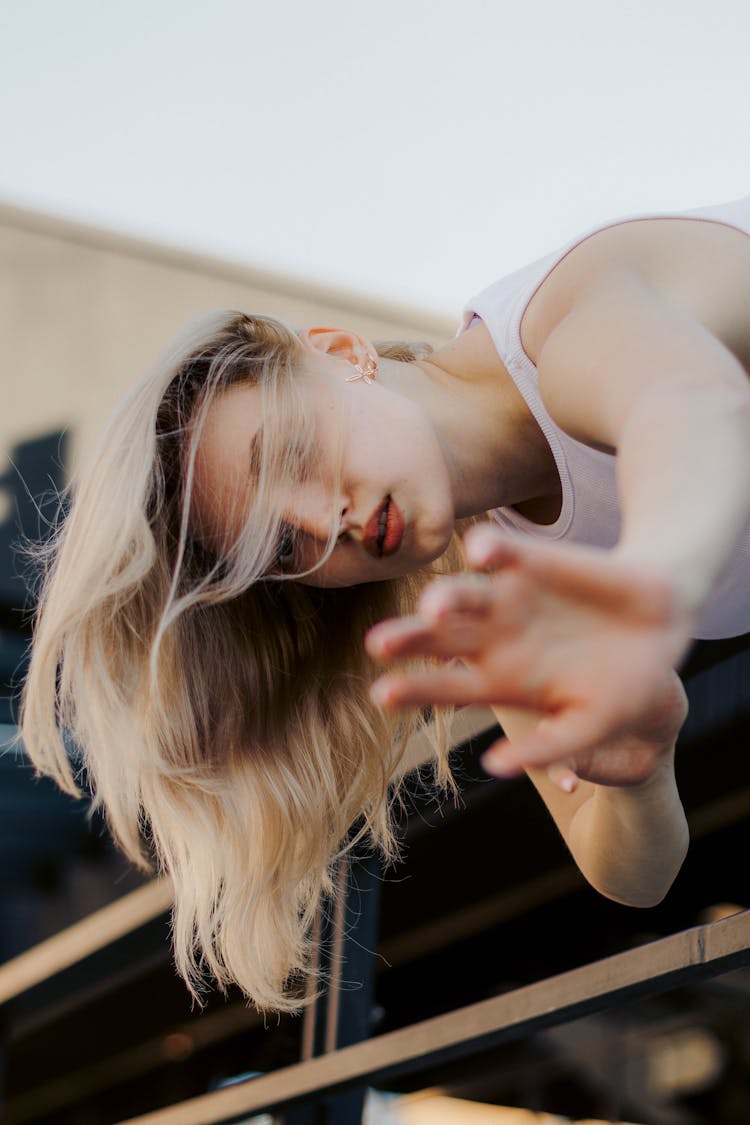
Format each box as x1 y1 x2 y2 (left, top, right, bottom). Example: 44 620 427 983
284 482 350 544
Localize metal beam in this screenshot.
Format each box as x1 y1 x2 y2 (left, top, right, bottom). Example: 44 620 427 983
0 879 172 1004
115 910 750 1125
0 707 497 1007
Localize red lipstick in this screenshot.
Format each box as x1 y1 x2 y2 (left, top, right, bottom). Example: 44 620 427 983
363 495 404 558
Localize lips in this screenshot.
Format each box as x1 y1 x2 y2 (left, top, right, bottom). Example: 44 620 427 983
363 495 404 558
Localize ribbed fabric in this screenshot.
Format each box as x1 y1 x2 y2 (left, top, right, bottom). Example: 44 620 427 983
458 195 750 640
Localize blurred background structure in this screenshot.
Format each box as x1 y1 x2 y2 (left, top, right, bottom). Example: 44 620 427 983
2 196 750 1125
2 0 750 314
2 1 750 1121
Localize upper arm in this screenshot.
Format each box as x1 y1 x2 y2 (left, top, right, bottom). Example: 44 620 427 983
535 267 749 450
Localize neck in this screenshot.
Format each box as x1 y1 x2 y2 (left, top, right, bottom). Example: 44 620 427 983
380 321 560 519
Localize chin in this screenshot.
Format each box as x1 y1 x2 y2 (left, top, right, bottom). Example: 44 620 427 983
300 568 400 590
297 533 453 590
296 557 410 590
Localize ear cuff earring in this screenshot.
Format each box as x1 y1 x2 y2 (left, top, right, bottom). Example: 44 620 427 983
346 356 378 384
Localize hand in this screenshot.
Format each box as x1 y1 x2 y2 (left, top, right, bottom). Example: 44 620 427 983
366 524 690 783
532 670 687 789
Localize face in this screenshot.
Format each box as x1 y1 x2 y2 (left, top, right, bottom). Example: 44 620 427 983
192 344 456 587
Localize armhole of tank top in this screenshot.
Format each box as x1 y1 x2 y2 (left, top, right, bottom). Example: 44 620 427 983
466 197 750 541
515 200 750 366
464 294 576 540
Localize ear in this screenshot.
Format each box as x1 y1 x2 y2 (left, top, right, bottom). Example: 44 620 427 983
298 327 374 365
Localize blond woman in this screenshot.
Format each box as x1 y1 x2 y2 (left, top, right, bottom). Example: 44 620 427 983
22 194 750 1010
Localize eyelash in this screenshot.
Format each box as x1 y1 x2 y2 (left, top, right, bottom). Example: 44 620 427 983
270 526 349 575
273 526 296 569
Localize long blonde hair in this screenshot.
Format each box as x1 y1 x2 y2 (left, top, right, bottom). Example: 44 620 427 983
21 311 457 1011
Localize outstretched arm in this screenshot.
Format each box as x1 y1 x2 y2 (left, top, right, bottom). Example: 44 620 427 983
537 266 750 627
368 268 750 778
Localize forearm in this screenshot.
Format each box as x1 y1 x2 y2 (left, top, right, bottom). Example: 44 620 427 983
501 699 688 907
565 751 689 907
614 372 750 630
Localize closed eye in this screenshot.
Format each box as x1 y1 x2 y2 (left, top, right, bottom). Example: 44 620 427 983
272 526 296 571
268 525 350 578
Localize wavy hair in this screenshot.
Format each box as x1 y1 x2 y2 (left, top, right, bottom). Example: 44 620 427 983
20 311 459 1011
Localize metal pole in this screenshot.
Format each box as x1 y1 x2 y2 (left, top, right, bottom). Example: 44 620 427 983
285 853 382 1125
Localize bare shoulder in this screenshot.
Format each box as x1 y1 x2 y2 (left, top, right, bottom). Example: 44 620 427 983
522 216 750 372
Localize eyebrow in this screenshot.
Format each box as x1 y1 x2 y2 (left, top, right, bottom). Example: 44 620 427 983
248 427 263 474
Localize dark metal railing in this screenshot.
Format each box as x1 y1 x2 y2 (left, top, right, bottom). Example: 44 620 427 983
2 640 750 1123
111 910 750 1124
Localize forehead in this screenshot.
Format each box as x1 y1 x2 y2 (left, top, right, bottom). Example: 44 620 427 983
192 384 263 548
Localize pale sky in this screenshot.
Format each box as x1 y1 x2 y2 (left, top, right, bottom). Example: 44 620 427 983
1 0 749 317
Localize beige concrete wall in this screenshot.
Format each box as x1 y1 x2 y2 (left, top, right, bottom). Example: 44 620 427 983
0 204 453 476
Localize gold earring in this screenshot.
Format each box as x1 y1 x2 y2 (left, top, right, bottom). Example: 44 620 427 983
345 355 378 384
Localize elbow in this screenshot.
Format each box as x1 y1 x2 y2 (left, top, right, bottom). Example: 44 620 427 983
595 878 674 910
604 884 672 910
590 833 689 910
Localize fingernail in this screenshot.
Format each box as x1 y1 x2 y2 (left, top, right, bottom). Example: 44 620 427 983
480 753 516 778
560 775 576 793
468 526 500 550
369 680 391 707
365 633 390 658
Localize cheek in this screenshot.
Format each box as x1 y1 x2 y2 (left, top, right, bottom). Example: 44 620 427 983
344 402 429 477
192 454 247 551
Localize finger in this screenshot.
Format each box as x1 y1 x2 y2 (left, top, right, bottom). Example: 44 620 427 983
478 735 523 778
367 619 491 661
464 526 627 602
462 524 522 571
365 616 432 660
368 573 523 660
481 708 601 774
418 573 495 619
481 753 580 794
545 763 579 794
366 615 492 661
467 531 673 618
370 665 505 710
419 572 532 637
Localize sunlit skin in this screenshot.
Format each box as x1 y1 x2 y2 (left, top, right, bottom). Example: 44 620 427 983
188 214 750 910
365 218 750 795
193 318 684 803
193 322 559 588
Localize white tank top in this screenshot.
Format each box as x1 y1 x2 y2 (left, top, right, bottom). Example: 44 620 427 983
458 195 750 640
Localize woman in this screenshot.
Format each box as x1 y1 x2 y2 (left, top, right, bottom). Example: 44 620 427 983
21 194 750 1011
